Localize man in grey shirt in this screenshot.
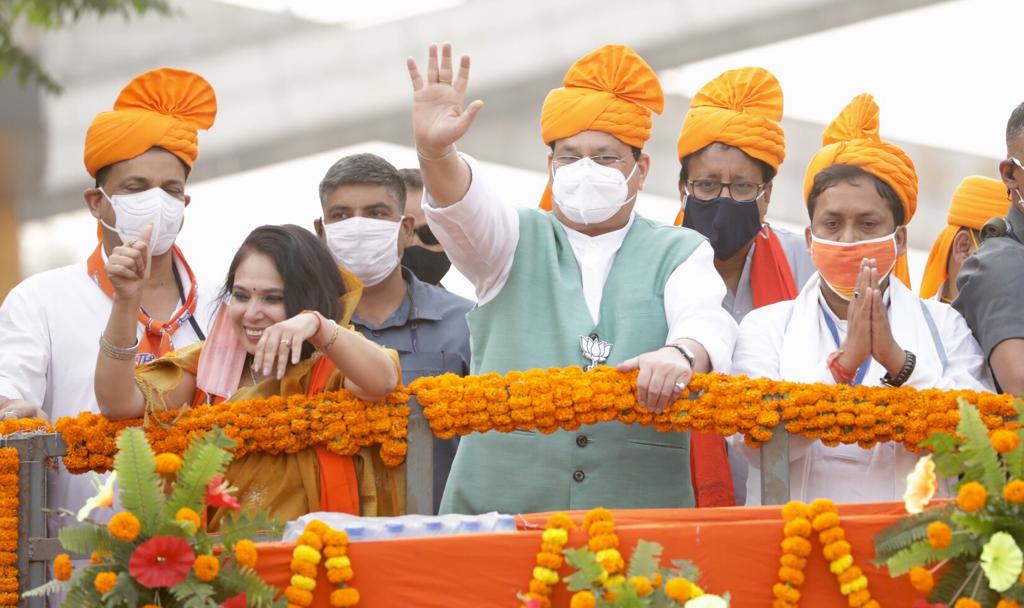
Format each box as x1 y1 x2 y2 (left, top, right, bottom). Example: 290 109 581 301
314 153 473 513
954 101 1024 397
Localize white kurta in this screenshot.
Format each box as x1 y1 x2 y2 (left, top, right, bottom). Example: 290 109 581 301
0 258 216 518
423 154 738 373
733 273 992 505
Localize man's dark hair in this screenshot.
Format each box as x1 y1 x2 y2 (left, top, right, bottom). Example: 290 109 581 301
223 224 344 361
1007 101 1024 151
678 143 776 185
806 164 905 226
319 153 406 213
548 143 643 161
398 168 423 192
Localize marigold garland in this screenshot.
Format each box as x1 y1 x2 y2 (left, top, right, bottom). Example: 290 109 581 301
0 449 17 607
524 512 574 608
286 520 359 608
773 501 812 608
583 508 626 600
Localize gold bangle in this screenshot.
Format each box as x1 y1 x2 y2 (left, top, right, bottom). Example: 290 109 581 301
320 322 340 352
416 145 456 162
99 333 139 361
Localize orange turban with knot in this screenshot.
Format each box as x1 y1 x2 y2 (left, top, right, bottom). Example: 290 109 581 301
919 176 1010 299
84 68 217 178
804 93 918 289
538 44 663 211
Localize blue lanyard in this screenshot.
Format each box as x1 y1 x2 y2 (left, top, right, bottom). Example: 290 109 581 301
818 302 871 385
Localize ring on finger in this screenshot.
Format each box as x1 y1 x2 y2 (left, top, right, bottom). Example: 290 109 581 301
281 338 291 346
675 381 687 390
853 291 861 299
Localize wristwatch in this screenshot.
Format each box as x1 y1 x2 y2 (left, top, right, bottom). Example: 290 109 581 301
665 343 696 370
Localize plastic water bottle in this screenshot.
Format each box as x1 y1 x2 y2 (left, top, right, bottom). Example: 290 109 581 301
457 518 483 534
421 517 445 535
494 514 517 532
384 521 406 539
345 524 369 542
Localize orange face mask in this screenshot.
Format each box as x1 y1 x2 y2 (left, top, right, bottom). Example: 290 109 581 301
810 232 898 300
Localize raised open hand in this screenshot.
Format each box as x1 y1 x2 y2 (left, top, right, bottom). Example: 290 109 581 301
407 42 484 157
867 262 907 375
837 259 873 374
105 224 152 300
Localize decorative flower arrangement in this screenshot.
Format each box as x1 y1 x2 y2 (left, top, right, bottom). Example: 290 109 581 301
874 398 1024 607
0 447 19 607
519 508 730 608
24 427 285 607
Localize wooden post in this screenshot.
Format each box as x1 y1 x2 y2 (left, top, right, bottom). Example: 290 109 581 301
760 429 791 505
0 134 19 301
404 397 436 515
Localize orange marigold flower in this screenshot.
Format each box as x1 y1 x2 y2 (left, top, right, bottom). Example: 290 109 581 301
772 582 800 603
927 521 953 549
780 554 806 570
954 599 982 608
1004 479 1024 504
234 539 258 568
581 507 613 530
778 566 804 586
822 540 851 561
329 587 360 607
570 590 597 608
848 589 873 607
651 571 663 587
991 429 1020 453
957 482 987 513
53 553 73 581
94 571 118 594
997 600 1021 608
299 531 324 551
284 586 313 605
175 507 201 533
546 513 574 530
783 518 811 537
808 498 838 518
913 565 937 589
818 527 845 546
811 512 840 531
108 511 141 542
665 578 694 602
291 558 317 579
781 536 812 558
629 576 653 597
154 453 182 475
193 554 220 582
838 566 864 585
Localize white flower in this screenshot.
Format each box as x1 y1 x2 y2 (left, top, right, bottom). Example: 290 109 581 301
76 472 117 521
685 594 729 608
903 455 937 514
980 531 1024 592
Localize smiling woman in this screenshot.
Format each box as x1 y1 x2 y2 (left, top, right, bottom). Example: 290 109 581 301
93 224 402 526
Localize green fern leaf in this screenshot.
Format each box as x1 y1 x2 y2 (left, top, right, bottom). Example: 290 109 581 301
563 547 604 592
627 540 662 580
170 577 217 608
1003 430 1024 480
57 524 112 554
20 578 68 598
929 558 969 604
217 510 284 549
668 559 701 582
214 565 283 606
114 427 166 534
886 537 979 575
166 437 233 516
874 508 951 562
104 570 139 606
957 400 1005 493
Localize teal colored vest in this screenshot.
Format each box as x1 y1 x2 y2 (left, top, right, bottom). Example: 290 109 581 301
439 209 705 514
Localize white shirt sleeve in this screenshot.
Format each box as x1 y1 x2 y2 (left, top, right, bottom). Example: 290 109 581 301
923 303 994 392
422 154 520 305
0 280 50 404
664 241 738 374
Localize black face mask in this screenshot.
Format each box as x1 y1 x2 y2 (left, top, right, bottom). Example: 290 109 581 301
402 246 452 285
681 194 763 260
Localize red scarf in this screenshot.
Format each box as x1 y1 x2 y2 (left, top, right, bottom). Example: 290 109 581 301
86 243 198 364
750 226 798 309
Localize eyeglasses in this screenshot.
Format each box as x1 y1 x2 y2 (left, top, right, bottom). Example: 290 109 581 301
1010 157 1024 173
551 155 629 168
415 224 439 246
686 180 766 203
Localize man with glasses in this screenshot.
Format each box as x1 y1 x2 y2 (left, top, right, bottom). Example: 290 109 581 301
407 43 736 515
953 103 1024 396
314 153 473 514
675 67 815 506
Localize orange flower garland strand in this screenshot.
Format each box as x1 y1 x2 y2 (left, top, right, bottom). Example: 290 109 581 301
323 527 358 608
0 448 18 607
583 508 626 600
523 512 574 608
285 520 359 608
773 502 812 608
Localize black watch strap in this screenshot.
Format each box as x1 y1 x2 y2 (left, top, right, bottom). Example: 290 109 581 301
881 350 916 387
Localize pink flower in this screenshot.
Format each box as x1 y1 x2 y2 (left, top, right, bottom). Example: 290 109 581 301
128 535 195 588
522 599 541 608
222 592 247 608
911 598 948 608
206 475 241 511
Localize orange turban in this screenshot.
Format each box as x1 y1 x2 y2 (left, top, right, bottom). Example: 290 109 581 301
804 94 918 288
919 176 1010 299
538 45 663 211
676 66 785 170
84 68 217 178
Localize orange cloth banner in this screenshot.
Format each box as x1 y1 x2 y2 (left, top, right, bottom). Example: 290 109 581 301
254 502 916 607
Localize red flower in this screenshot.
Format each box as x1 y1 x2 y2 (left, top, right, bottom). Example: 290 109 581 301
128 535 196 588
912 599 949 608
206 475 241 511
222 592 247 608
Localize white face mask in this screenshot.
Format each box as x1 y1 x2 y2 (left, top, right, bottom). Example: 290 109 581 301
551 157 637 225
322 216 401 287
99 187 185 256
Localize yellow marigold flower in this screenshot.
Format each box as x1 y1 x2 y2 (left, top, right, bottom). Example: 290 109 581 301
781 501 809 522
665 578 693 602
957 481 987 513
992 429 1020 453
954 599 982 608
829 554 854 575
909 567 934 592
89 550 106 564
175 507 201 534
329 587 360 607
234 539 258 568
541 528 568 545
603 574 625 589
53 553 73 582
94 571 118 595
839 576 868 595
595 548 621 564
927 521 953 549
532 566 559 586
629 575 653 597
997 600 1021 608
290 574 317 591
193 554 220 582
325 555 351 570
154 453 182 475
570 590 597 608
1005 479 1024 504
107 511 141 542
293 545 321 564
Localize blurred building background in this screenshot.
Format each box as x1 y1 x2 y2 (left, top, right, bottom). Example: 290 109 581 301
0 0 1013 300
